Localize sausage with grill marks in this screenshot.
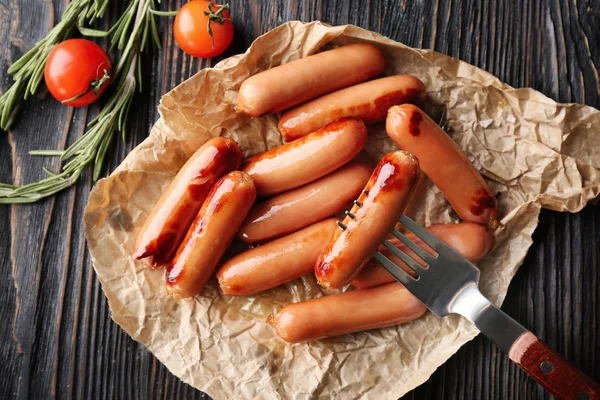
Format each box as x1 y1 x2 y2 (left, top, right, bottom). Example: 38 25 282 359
134 137 242 268
165 171 256 299
315 151 420 289
279 75 426 142
386 104 499 229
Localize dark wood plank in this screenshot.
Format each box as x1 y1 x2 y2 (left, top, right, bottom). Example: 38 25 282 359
0 0 599 399
0 3 22 399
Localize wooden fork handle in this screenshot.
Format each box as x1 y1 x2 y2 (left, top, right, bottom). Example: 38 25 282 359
509 332 600 399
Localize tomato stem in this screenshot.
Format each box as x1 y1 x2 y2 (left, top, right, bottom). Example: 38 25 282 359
204 3 230 48
61 64 111 104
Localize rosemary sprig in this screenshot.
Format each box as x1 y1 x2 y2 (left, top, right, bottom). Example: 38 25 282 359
0 0 163 204
0 0 110 131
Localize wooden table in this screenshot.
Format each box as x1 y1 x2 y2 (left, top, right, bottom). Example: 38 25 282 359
1 1 599 399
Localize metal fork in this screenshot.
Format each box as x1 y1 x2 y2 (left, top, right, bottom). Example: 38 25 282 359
374 215 600 400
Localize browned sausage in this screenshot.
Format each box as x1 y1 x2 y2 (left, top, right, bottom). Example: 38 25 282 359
165 172 256 298
238 162 372 244
386 104 499 229
217 218 339 296
241 117 368 197
352 223 494 289
236 43 385 117
134 137 242 267
315 151 420 289
279 75 426 141
267 282 426 342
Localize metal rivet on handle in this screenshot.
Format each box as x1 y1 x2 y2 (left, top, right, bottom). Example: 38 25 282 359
577 392 590 400
539 361 553 374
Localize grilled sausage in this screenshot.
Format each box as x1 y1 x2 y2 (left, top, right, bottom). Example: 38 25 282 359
217 218 339 296
315 151 420 289
165 172 256 298
386 104 499 229
242 117 368 197
238 163 372 243
352 223 494 288
267 282 426 342
134 137 242 267
236 43 385 117
279 75 426 141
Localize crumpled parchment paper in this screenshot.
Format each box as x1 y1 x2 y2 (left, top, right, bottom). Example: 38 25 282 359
83 21 600 399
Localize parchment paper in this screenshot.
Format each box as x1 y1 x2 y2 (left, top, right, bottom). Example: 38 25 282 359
83 21 600 399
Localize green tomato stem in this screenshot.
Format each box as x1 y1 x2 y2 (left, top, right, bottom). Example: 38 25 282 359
204 3 231 48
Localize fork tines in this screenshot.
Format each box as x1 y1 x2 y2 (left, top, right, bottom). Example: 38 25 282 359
375 216 456 282
375 216 482 318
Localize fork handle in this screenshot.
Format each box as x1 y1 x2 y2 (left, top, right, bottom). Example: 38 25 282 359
455 286 600 399
508 332 600 399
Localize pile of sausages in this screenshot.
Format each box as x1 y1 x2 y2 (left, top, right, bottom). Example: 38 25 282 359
133 43 499 343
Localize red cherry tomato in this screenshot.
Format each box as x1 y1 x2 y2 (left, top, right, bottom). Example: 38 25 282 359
44 39 112 107
174 1 234 58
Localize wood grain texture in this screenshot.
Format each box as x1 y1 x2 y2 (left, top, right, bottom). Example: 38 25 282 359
0 0 599 399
